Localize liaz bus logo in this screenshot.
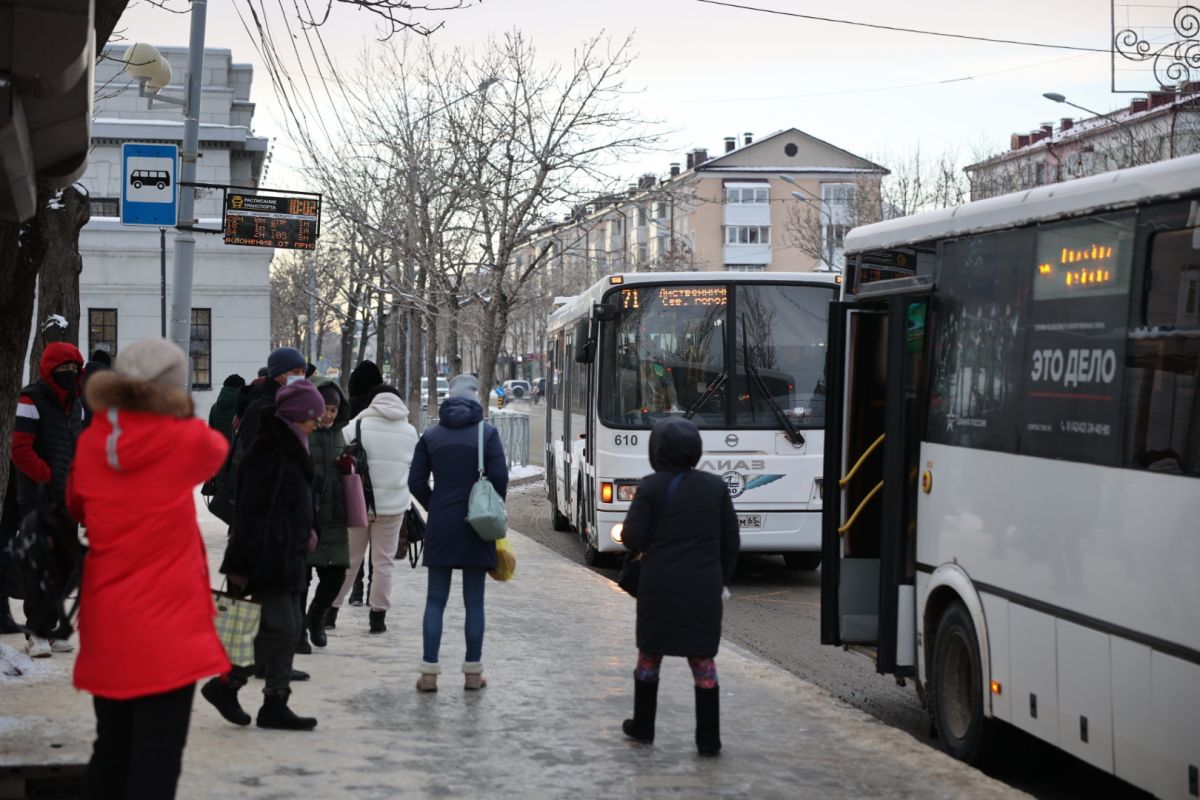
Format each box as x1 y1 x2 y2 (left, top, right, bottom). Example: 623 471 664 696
701 460 784 498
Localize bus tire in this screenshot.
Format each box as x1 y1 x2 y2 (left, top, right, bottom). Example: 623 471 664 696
783 552 822 571
931 601 992 765
552 505 571 532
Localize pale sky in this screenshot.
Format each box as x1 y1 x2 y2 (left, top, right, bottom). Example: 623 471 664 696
115 0 1163 190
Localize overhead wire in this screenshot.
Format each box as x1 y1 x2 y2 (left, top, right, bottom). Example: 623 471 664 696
695 0 1113 53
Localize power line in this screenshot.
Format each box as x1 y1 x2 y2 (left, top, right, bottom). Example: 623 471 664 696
695 0 1112 53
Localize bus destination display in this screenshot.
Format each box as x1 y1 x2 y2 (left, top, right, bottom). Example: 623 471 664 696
224 193 320 250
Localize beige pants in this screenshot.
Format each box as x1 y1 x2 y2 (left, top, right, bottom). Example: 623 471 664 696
334 513 404 611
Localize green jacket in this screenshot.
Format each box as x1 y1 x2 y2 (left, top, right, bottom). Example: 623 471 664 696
307 376 351 568
207 385 240 442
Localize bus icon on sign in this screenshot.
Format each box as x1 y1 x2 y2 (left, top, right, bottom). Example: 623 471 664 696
130 170 170 190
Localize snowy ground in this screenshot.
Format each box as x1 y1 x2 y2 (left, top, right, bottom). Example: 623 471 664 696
0 643 59 685
508 463 543 481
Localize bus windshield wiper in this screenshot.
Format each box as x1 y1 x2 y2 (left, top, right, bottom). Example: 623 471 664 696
684 371 727 419
741 316 805 446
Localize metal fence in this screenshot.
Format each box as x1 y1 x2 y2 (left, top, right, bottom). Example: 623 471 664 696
490 409 530 467
415 408 530 468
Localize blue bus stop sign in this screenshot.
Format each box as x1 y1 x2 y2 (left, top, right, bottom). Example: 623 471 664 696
120 143 178 226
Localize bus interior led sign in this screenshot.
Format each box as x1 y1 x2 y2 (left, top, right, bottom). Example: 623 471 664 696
1036 243 1118 289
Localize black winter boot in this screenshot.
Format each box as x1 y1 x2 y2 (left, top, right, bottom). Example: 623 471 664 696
307 604 328 648
369 610 386 634
201 675 251 726
622 677 658 743
256 689 317 731
323 607 338 629
695 685 721 756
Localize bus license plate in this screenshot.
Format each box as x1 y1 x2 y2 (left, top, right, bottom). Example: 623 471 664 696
738 514 763 529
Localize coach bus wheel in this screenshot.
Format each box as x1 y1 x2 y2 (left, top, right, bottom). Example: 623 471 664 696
783 553 822 571
552 505 572 532
931 601 991 764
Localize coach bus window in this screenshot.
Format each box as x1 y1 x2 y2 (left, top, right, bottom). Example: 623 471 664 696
927 229 1032 452
1020 213 1135 466
601 285 728 427
734 284 835 429
1124 225 1200 475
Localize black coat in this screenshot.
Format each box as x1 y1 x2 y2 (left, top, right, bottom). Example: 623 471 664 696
207 385 240 442
220 411 314 595
622 418 740 658
234 379 279 464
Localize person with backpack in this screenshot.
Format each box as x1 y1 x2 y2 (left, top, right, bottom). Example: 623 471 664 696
206 379 324 731
331 385 417 634
67 339 230 799
302 377 351 648
80 349 112 430
11 342 85 657
344 359 384 608
408 375 508 692
617 417 740 757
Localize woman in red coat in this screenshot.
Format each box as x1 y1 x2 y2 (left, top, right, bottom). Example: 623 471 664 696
67 339 230 800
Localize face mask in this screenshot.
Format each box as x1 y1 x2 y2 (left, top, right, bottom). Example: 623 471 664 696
52 371 78 393
286 375 304 386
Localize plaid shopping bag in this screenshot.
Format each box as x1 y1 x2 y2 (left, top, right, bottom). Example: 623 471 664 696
212 590 261 667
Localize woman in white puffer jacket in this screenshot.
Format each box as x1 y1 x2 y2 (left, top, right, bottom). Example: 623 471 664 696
333 386 418 633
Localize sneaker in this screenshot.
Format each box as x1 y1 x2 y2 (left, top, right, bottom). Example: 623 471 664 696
26 637 51 658
49 639 74 653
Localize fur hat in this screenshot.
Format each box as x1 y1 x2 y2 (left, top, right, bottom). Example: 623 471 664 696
267 347 306 378
115 339 188 388
275 380 324 423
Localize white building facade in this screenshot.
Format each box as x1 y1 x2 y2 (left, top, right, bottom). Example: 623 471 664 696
77 47 272 418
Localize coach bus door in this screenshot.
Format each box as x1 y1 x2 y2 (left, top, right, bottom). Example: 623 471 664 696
822 276 930 678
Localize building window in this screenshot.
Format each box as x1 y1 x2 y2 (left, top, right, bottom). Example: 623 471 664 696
190 308 212 390
91 197 119 217
724 187 769 204
725 225 771 245
88 309 118 359
725 264 766 272
634 206 646 228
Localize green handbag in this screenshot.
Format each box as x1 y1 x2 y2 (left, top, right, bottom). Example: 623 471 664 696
466 421 508 541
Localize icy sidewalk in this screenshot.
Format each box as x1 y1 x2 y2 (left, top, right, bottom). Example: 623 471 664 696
0 496 1024 799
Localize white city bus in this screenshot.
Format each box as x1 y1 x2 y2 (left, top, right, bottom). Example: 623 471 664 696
545 271 839 567
824 154 1200 799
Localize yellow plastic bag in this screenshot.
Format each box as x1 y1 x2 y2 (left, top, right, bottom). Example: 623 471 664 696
488 537 516 582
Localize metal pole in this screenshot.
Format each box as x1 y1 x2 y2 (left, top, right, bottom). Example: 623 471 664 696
404 158 416 406
306 251 315 364
160 227 166 337
168 0 208 385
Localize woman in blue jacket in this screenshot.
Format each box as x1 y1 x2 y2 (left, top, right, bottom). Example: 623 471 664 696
408 375 508 692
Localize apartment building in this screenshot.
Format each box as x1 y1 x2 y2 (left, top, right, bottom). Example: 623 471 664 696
516 127 886 297
74 46 272 418
965 87 1200 200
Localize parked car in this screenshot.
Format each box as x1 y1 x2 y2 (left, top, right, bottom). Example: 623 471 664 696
421 376 450 405
532 377 546 404
502 379 531 400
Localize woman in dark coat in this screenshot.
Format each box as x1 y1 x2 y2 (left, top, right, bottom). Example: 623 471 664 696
619 417 740 756
408 375 508 692
205 380 324 732
302 377 351 647
207 374 245 441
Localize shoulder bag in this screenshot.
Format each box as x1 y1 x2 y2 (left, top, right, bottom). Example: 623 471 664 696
465 421 507 542
617 471 685 598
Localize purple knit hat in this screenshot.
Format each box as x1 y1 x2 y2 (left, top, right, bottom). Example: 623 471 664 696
274 380 324 424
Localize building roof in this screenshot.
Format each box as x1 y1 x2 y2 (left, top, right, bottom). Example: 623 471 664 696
698 127 888 174
846 151 1200 253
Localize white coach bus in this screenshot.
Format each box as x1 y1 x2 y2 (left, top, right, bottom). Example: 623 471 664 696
823 154 1200 799
545 271 839 567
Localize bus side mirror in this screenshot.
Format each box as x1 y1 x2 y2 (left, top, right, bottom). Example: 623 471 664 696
592 302 618 322
574 318 594 364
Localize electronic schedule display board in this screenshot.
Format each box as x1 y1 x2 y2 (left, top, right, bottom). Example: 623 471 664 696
223 193 320 250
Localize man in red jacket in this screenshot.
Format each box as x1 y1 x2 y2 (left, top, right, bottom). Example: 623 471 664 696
10 342 85 657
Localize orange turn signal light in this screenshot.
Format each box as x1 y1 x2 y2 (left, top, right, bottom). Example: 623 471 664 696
990 680 1002 695
609 275 624 284
600 481 614 503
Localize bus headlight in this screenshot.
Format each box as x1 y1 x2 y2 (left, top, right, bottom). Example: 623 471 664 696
616 482 639 502
610 523 624 543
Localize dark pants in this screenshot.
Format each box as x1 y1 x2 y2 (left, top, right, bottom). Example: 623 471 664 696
230 592 295 692
82 683 195 800
297 566 345 644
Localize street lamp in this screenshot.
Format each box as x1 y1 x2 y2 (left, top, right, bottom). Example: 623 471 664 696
1042 91 1137 164
779 174 839 272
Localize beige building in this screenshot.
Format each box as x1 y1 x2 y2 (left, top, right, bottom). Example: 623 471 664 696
515 128 886 297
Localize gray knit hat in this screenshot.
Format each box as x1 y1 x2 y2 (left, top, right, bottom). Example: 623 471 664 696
448 374 479 401
114 338 188 388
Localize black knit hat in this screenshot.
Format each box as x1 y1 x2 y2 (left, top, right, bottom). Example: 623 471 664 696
223 373 246 388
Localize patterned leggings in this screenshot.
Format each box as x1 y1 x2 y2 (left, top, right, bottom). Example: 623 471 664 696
635 651 718 689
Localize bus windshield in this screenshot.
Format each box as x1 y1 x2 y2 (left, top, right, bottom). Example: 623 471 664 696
600 282 834 429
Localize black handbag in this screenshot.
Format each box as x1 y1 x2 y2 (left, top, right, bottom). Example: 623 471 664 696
616 471 684 599
203 433 239 525
400 504 426 568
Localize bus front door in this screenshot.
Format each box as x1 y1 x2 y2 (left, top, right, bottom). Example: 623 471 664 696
821 278 930 678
